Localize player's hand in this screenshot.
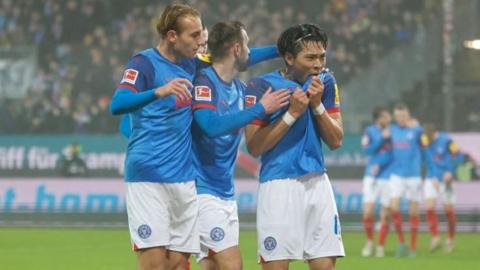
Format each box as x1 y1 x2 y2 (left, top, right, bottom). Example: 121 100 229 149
443 171 453 184
259 88 290 114
306 76 324 108
288 89 309 118
155 78 193 101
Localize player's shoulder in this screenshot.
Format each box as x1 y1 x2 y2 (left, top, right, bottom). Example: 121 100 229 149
390 123 400 131
194 68 216 88
126 51 154 70
365 124 377 133
438 131 449 139
246 73 274 90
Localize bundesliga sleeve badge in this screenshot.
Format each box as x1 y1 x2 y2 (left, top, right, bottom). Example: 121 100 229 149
121 69 139 84
195 86 212 101
245 95 257 108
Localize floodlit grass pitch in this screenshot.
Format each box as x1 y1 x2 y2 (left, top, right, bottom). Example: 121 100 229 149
0 228 478 270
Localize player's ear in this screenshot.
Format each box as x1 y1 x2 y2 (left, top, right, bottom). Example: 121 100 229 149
284 52 295 66
233 43 241 56
166 30 177 43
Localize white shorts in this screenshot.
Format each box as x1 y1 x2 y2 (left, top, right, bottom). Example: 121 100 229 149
389 175 423 202
362 176 391 207
257 173 345 262
126 181 199 253
197 194 239 261
424 179 455 205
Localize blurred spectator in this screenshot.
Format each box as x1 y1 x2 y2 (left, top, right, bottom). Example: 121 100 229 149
56 142 88 177
456 153 478 182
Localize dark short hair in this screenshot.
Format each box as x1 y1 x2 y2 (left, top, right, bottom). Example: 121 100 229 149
372 106 390 121
277 24 328 58
208 21 246 61
156 4 201 38
394 103 409 112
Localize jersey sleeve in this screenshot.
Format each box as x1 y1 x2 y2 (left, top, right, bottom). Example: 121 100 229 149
117 55 155 93
244 77 271 126
192 73 218 111
320 72 341 114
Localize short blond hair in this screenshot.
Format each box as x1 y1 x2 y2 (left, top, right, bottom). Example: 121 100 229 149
156 4 201 38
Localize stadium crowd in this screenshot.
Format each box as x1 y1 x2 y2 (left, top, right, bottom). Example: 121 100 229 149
0 0 434 133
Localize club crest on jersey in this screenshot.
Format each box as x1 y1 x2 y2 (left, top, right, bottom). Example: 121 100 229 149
121 69 139 84
264 236 277 251
138 224 152 239
210 227 225 242
245 95 256 107
195 86 212 101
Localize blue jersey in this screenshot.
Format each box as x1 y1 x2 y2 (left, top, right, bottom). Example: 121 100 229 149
390 123 423 177
191 67 246 199
361 124 393 180
423 132 456 181
119 48 208 182
244 70 341 182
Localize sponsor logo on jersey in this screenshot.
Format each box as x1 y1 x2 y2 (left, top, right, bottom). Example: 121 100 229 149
121 69 139 84
195 86 212 101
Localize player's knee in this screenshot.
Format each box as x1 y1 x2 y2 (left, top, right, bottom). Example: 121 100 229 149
138 260 166 270
170 260 188 270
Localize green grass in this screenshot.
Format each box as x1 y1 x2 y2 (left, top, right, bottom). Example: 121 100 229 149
0 228 479 270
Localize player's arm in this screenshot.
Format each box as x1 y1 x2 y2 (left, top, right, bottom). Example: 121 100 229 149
362 130 388 155
307 75 343 150
195 45 278 70
247 45 279 66
194 88 290 138
245 89 309 157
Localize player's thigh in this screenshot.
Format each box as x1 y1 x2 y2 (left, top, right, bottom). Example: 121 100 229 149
168 181 200 254
167 250 190 270
363 202 375 218
303 174 345 260
425 198 437 210
409 200 419 216
261 260 289 270
126 182 170 249
197 195 239 262
257 179 304 261
212 246 242 270
379 206 391 224
308 257 336 270
199 258 218 270
136 246 168 270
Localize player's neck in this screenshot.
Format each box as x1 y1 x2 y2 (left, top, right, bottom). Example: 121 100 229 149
281 68 307 85
212 61 237 84
157 42 183 63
